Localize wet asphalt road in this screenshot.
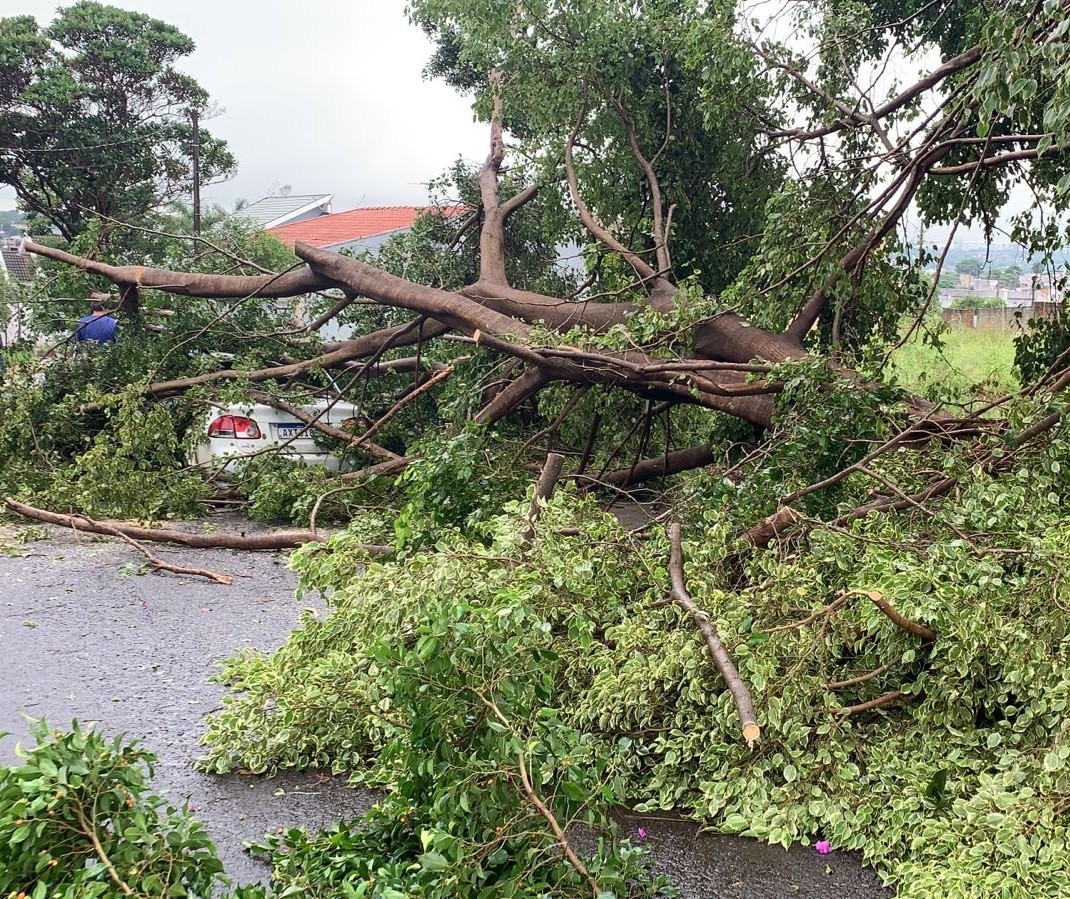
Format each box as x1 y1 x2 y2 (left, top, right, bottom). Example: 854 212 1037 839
0 522 892 897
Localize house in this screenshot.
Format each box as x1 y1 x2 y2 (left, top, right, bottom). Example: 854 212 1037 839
1 236 36 346
236 193 333 229
267 205 466 255
0 236 35 284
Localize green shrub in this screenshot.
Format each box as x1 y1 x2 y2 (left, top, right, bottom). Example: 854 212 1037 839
0 721 226 898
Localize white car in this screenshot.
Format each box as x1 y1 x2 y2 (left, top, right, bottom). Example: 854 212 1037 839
192 397 366 471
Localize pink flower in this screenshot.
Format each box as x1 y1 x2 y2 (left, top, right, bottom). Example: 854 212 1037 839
635 827 648 842
815 840 831 855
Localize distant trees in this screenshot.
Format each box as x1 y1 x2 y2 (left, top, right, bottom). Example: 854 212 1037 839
0 2 234 244
997 264 1024 288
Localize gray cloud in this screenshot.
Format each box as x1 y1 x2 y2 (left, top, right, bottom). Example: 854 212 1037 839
1 0 489 212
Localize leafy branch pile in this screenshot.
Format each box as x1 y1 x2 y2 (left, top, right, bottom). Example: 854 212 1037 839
197 384 1070 898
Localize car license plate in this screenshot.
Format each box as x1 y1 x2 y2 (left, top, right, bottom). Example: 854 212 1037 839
276 423 306 440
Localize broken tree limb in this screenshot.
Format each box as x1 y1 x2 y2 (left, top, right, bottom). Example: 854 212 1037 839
668 523 760 743
522 452 566 544
741 401 1068 550
24 240 332 298
600 443 716 488
78 515 233 584
338 455 413 483
4 499 390 553
847 589 937 642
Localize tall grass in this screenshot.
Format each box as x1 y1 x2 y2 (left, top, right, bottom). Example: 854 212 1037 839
889 327 1018 403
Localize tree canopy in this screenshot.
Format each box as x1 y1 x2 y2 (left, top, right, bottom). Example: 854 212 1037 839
0 1 234 242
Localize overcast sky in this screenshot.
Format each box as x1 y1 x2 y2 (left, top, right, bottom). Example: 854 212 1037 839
0 0 490 212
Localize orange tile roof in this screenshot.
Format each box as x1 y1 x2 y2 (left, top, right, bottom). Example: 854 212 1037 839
267 205 467 249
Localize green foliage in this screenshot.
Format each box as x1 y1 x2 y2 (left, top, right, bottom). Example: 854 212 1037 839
0 720 226 898
0 2 235 244
233 455 375 527
1016 307 1070 383
45 391 208 520
950 295 1003 310
199 392 1070 896
205 496 671 897
413 0 783 295
392 428 527 548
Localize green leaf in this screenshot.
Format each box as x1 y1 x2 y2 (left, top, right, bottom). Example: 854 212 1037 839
417 850 450 871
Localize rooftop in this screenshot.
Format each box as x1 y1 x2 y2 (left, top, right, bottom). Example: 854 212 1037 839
0 243 35 282
235 194 333 228
268 205 467 249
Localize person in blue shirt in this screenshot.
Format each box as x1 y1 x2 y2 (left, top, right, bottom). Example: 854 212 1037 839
74 293 118 345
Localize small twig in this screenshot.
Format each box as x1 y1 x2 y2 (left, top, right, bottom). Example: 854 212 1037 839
516 753 601 897
349 364 458 450
838 689 907 716
79 515 233 585
308 484 360 535
477 692 602 897
511 386 590 463
75 805 133 896
764 595 849 633
845 589 937 641
827 659 896 690
668 523 760 743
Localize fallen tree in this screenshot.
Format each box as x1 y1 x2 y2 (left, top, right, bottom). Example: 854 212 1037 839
20 2 1070 534
6 2 1070 896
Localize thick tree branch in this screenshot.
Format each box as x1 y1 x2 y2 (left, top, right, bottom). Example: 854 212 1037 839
599 444 716 488
848 589 937 642
668 523 760 743
523 451 566 543
477 71 512 286
767 45 982 144
611 96 672 275
24 240 330 298
564 106 670 294
930 140 1070 175
4 499 391 552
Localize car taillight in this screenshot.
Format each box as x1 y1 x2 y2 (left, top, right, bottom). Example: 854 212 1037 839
207 415 262 440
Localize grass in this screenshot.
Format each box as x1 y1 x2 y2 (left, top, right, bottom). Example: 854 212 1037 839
888 326 1019 404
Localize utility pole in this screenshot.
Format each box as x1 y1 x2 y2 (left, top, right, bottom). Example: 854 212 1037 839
190 106 201 239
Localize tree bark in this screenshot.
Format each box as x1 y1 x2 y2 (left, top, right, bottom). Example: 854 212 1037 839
668 523 760 743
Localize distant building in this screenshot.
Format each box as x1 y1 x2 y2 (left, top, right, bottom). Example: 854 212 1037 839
933 268 1066 328
0 237 35 284
235 193 334 229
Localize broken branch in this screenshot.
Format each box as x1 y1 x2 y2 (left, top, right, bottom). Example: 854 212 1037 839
668 523 760 743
